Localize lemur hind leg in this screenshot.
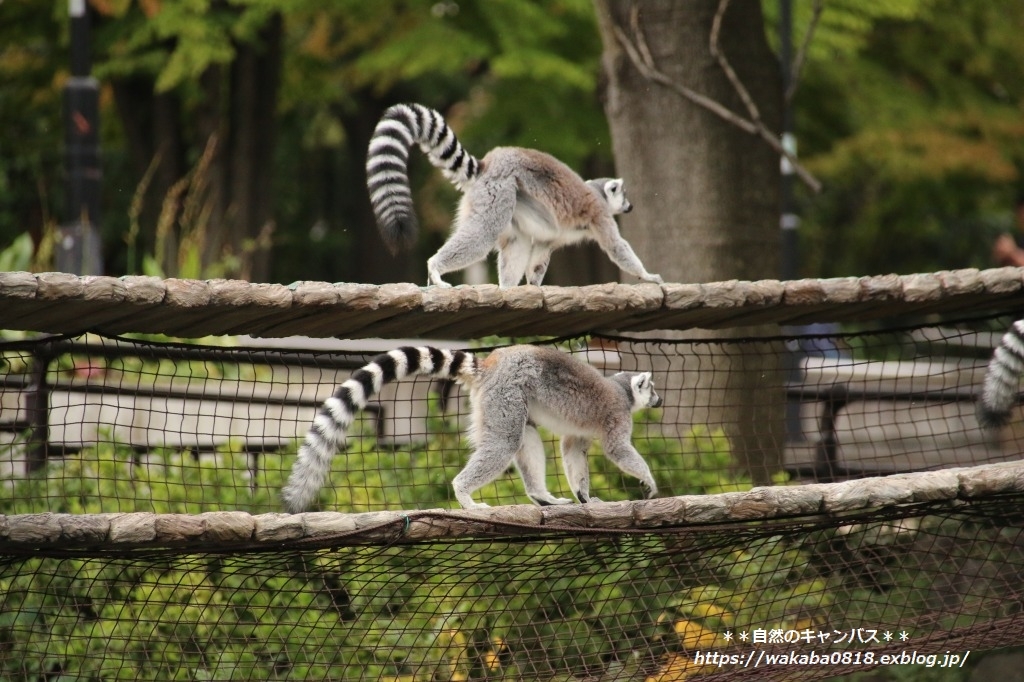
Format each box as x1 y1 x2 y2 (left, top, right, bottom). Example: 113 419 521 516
428 180 517 287
452 387 526 508
497 235 533 288
560 435 598 503
515 426 572 506
525 246 552 286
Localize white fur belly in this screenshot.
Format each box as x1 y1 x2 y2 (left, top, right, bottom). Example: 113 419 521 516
509 194 593 250
528 402 593 438
511 199 559 242
547 227 591 248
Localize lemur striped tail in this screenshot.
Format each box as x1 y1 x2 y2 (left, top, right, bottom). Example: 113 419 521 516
282 346 477 513
978 319 1024 428
366 103 481 254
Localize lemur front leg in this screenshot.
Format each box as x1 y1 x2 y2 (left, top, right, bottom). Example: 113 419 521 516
590 218 663 284
601 428 658 500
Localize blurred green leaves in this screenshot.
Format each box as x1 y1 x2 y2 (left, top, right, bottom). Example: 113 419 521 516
3 1 1024 281
781 0 1024 277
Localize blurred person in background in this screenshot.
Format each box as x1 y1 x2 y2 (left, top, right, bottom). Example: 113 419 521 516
992 194 1024 267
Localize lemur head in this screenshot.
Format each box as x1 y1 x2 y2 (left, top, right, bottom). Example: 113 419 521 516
615 371 662 410
587 178 633 215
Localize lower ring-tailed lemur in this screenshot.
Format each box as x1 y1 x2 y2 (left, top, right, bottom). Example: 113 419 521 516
977 318 1024 427
281 345 662 512
366 103 663 288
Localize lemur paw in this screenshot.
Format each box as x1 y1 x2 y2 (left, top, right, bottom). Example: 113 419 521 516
642 273 664 284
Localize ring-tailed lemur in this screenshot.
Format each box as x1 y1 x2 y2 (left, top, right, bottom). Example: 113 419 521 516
281 344 662 512
366 103 663 288
977 318 1024 427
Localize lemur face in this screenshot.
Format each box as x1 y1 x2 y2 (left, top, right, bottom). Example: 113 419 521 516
630 372 662 409
604 179 633 215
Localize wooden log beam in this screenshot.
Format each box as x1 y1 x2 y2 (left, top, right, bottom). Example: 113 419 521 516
2 460 1021 552
1 268 1023 340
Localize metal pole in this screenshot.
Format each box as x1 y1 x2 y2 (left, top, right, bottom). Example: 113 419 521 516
779 0 805 448
25 346 52 473
779 0 799 281
59 0 104 275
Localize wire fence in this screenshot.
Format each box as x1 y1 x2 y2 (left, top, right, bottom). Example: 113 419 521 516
1 314 1023 680
0 317 1017 514
2 494 1022 681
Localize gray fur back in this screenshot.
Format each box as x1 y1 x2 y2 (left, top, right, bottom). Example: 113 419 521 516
366 104 480 254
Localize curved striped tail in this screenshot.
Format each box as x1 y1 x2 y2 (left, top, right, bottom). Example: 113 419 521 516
366 103 481 254
282 346 476 513
978 319 1024 428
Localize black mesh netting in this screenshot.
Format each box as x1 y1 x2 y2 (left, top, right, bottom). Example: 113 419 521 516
1 314 1023 680
2 497 1022 681
1 317 1018 514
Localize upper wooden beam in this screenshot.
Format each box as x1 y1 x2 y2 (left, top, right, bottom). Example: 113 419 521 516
0 267 1022 340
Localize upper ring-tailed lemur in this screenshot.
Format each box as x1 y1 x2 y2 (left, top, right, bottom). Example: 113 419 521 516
281 344 662 512
977 318 1024 427
366 103 663 288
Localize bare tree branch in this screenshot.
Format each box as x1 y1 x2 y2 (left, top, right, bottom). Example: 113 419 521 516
614 2 822 193
617 3 757 134
628 2 655 72
785 0 824 104
710 0 762 126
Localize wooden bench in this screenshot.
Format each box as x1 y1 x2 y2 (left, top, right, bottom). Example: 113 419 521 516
785 353 1007 479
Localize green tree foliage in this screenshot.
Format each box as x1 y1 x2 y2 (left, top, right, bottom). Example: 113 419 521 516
778 0 1024 276
0 2 66 246
270 0 611 283
0 0 610 284
2 2 1023 281
94 0 279 93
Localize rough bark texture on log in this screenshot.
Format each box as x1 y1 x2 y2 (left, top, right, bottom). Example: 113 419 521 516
2 460 1022 552
0 268 1022 340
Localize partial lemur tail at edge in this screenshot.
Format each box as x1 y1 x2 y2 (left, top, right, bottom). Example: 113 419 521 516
281 346 477 513
978 319 1024 428
366 103 481 254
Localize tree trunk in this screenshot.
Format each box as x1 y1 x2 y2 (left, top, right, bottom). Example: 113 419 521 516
226 13 282 282
110 77 186 273
196 65 228 275
594 0 785 483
